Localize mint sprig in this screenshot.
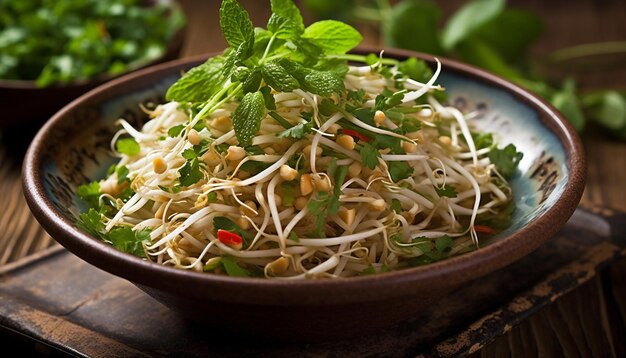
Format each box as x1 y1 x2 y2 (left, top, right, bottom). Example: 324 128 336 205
165 0 362 150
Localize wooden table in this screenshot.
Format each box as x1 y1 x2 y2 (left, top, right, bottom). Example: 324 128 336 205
1 0 624 356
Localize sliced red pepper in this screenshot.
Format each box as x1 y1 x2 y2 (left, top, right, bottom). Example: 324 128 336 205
341 128 370 142
217 229 243 250
473 225 496 235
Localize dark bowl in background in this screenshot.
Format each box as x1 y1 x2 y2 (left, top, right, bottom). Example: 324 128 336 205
22 48 586 341
0 6 186 130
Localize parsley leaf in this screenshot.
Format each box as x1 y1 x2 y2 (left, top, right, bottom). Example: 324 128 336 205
232 91 266 147
116 138 140 156
488 143 523 178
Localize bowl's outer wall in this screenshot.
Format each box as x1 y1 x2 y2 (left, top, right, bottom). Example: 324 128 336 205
23 49 586 337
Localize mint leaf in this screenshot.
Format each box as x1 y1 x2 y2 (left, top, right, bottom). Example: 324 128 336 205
302 69 344 96
385 1 442 55
261 61 300 92
116 138 140 156
435 185 458 198
442 0 505 50
488 144 523 178
551 79 585 132
260 86 276 110
242 67 262 93
219 0 255 50
77 181 100 209
472 9 543 63
232 91 266 147
583 91 626 131
268 0 304 39
302 20 362 54
166 56 226 103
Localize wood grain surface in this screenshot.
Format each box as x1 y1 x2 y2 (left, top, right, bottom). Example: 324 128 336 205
0 0 624 356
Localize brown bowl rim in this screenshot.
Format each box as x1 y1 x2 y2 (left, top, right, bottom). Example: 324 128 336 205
23 48 586 306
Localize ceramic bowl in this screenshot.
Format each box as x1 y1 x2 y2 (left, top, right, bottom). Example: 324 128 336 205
0 4 185 129
23 48 586 341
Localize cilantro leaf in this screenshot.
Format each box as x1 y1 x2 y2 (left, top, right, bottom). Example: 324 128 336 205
220 255 251 277
488 143 523 178
435 185 458 198
116 165 130 184
77 181 100 209
108 226 151 258
168 124 185 138
361 142 380 170
166 56 226 103
232 91 266 147
77 208 105 238
328 165 348 215
213 216 253 249
302 20 362 54
391 198 403 213
116 138 140 156
178 158 203 187
398 57 434 83
389 161 413 182
277 122 313 139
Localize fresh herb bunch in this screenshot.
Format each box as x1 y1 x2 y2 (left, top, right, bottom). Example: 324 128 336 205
0 0 185 87
304 0 626 140
166 0 362 147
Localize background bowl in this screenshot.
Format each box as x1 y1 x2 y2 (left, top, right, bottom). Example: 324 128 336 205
23 48 586 341
0 3 186 130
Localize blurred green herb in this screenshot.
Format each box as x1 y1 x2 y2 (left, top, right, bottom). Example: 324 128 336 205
0 0 186 87
303 0 626 140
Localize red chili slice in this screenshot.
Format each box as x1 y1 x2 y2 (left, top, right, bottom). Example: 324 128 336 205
217 229 243 249
342 129 370 142
473 225 496 235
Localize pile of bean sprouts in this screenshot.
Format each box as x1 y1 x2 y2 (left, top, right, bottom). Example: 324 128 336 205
96 60 513 279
